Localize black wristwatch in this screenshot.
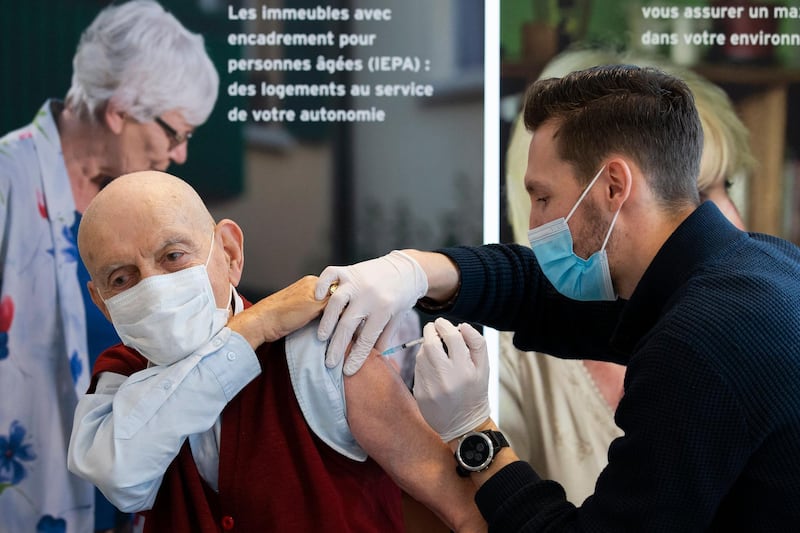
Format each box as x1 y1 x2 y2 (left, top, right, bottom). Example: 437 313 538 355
455 430 509 477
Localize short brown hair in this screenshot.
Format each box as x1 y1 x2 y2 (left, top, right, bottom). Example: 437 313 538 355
523 64 702 210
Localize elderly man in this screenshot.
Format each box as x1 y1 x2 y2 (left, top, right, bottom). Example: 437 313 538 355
67 171 484 532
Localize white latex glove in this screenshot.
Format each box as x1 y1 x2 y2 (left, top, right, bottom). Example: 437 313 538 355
413 318 490 442
315 250 428 376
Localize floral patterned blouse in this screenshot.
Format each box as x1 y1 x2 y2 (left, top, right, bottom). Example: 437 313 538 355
0 101 93 533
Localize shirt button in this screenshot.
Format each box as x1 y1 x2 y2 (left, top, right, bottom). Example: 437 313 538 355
160 380 172 390
221 515 234 530
226 352 236 361
213 337 223 347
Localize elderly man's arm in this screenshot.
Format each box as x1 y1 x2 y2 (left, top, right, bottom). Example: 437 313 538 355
345 351 487 533
67 329 261 512
68 276 327 511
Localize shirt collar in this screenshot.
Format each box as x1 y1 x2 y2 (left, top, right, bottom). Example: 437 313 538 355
609 201 745 356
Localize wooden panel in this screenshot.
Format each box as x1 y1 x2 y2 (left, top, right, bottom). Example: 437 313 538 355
735 85 788 236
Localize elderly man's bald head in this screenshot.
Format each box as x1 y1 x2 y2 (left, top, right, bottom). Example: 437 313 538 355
78 171 214 271
79 170 245 316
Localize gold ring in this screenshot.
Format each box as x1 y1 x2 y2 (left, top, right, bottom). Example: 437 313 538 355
328 283 339 295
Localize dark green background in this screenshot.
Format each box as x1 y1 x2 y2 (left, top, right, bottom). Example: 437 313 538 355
0 0 243 201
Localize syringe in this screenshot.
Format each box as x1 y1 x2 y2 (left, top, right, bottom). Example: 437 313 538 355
381 337 424 356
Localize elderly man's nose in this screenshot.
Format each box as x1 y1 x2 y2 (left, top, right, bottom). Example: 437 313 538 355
138 263 165 280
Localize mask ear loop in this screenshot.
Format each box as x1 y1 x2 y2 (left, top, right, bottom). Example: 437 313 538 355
205 229 233 316
600 207 621 252
204 230 217 267
565 165 606 223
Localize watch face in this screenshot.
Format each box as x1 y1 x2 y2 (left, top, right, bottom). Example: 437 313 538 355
457 432 493 472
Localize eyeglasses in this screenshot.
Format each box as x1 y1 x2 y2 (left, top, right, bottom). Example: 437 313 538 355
154 116 192 150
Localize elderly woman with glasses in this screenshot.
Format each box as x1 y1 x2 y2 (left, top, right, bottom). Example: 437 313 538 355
0 1 218 531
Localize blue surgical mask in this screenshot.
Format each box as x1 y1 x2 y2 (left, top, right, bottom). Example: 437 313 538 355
527 166 620 301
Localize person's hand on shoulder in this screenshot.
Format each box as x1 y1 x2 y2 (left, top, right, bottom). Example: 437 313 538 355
228 275 326 348
315 251 428 376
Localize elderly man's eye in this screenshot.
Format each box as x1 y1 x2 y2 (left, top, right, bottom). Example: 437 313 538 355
110 274 128 288
165 251 185 262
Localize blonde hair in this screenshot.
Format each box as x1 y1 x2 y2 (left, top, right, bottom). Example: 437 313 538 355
505 48 755 244
682 69 755 192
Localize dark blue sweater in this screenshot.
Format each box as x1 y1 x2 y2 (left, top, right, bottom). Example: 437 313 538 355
438 202 800 532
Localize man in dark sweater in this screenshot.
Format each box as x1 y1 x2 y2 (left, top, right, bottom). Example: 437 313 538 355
313 65 800 531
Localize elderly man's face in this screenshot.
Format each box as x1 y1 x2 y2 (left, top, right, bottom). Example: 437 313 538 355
84 202 232 316
93 229 214 300
80 172 246 361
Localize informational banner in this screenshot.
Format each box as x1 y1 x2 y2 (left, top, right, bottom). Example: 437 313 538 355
0 0 486 298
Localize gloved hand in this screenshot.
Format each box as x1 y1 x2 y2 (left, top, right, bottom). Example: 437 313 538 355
315 250 428 376
413 318 490 442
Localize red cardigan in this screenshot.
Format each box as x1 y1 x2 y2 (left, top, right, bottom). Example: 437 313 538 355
91 333 402 532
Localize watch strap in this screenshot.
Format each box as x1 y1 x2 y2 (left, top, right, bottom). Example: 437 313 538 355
486 429 509 449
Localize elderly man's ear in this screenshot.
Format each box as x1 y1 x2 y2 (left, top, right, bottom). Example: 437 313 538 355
216 219 244 287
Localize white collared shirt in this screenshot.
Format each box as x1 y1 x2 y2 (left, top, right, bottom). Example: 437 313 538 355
67 291 365 512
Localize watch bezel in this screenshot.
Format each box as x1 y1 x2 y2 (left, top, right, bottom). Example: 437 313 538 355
455 431 495 473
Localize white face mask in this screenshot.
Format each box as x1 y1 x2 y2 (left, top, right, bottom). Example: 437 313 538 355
103 232 230 366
